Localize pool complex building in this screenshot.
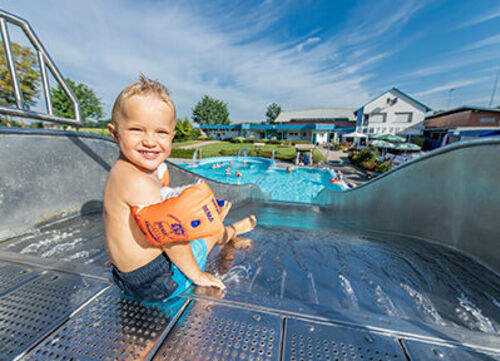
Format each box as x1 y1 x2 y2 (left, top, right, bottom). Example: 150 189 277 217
0 9 499 361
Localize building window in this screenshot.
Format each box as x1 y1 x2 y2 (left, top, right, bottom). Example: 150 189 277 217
479 118 495 123
369 128 374 134
362 128 368 133
369 113 386 123
394 112 413 123
363 114 369 125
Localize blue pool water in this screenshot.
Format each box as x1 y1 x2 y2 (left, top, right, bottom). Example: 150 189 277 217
180 156 345 203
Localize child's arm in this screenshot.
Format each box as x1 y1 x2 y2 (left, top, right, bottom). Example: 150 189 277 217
126 175 225 290
162 242 226 289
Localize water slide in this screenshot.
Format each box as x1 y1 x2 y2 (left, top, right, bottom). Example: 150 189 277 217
0 9 499 361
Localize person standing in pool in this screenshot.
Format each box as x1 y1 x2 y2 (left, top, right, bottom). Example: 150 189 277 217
103 75 256 302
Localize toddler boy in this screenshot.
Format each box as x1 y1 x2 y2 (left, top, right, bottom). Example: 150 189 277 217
103 75 255 302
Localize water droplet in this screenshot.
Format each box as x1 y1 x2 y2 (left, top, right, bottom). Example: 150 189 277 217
432 348 445 358
364 335 374 343
253 314 261 322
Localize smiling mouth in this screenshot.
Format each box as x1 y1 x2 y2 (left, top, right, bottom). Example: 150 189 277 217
139 150 160 160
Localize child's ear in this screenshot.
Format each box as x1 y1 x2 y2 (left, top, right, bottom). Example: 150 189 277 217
107 123 118 142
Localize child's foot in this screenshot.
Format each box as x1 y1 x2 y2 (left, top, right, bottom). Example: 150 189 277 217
218 215 257 245
230 215 256 236
230 236 253 249
220 201 232 221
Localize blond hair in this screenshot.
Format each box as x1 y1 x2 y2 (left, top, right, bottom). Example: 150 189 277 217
111 74 175 125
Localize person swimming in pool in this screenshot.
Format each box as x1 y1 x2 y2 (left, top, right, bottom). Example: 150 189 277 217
103 75 256 303
235 170 242 177
225 166 231 175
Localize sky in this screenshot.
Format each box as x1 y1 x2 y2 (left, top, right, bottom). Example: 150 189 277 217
3 0 500 123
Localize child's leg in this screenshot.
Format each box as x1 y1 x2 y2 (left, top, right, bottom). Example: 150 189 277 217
204 215 257 254
167 238 208 300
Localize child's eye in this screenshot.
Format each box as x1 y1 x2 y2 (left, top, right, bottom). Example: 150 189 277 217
158 130 169 135
130 128 142 132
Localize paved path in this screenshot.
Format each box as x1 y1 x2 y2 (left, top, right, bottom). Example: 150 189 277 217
176 140 219 149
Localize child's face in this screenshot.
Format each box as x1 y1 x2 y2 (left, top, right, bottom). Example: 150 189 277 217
109 94 175 173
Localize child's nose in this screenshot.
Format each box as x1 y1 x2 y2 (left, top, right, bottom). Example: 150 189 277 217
142 133 156 146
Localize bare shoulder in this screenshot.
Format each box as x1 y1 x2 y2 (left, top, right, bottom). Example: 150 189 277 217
106 161 162 206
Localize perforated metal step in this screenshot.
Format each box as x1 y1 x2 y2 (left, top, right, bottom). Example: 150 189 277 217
0 271 107 360
283 318 406 361
0 261 42 296
22 287 187 361
403 340 500 360
153 301 282 361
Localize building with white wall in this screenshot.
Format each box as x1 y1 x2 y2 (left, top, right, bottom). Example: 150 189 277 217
354 88 431 138
275 107 355 123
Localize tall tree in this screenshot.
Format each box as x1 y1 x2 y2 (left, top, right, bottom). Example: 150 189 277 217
266 102 281 123
175 117 200 141
192 95 230 125
0 41 40 108
51 78 104 120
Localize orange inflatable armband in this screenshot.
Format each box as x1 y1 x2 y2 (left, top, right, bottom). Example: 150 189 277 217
132 181 224 246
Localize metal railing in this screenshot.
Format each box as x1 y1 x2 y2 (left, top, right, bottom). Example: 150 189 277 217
0 9 81 126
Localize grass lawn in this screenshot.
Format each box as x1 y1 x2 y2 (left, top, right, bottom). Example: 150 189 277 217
170 141 324 162
172 140 204 148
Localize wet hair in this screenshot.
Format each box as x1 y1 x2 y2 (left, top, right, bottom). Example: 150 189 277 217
111 74 175 125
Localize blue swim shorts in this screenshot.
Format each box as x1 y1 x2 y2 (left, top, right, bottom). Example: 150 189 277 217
111 238 207 302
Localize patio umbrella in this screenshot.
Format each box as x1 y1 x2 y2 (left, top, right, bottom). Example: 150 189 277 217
371 140 395 149
394 142 421 151
374 134 406 143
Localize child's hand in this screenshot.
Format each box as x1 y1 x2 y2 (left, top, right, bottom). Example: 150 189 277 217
193 271 226 290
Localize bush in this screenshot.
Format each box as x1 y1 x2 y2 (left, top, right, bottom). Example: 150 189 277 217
219 149 236 156
197 135 213 141
79 128 111 137
375 160 393 173
360 161 376 170
229 136 246 143
351 148 377 164
312 149 325 162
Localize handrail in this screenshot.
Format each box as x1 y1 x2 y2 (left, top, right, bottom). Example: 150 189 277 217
0 9 81 126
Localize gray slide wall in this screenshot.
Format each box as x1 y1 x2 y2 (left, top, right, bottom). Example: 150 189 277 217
316 137 500 273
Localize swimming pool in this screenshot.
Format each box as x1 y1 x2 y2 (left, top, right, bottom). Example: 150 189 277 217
181 156 346 203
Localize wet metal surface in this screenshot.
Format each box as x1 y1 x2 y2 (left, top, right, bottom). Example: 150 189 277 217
283 317 406 361
403 340 500 360
0 270 107 360
0 204 499 359
0 212 108 266
153 300 282 361
0 261 42 296
22 288 187 361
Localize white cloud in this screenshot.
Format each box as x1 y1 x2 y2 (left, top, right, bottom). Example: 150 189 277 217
461 33 500 51
296 37 321 52
4 0 427 122
414 78 488 97
454 8 500 29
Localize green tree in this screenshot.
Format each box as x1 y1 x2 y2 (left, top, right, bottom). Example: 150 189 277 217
51 78 104 120
266 102 281 123
192 95 230 125
174 117 200 141
0 41 40 108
